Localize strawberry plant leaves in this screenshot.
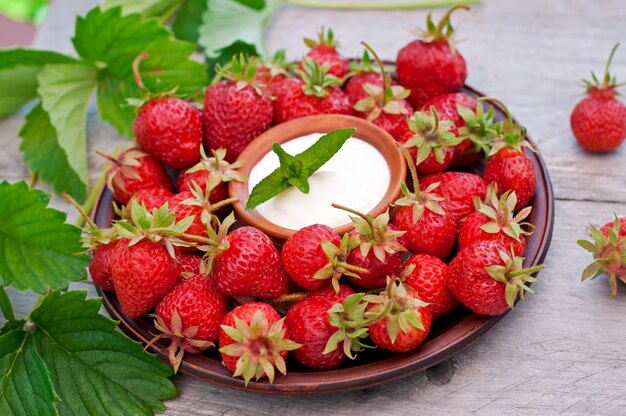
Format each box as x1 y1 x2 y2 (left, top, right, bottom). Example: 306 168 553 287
0 181 89 293
37 63 98 190
102 0 184 18
30 290 177 415
233 0 266 10
19 104 87 202
172 0 208 43
96 70 143 138
205 40 259 78
0 329 59 416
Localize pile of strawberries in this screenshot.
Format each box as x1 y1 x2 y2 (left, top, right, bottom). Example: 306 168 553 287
80 4 545 386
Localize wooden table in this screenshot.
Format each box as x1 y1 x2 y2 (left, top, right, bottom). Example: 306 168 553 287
2 0 626 414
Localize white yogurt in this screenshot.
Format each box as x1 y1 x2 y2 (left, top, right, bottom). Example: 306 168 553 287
248 133 391 230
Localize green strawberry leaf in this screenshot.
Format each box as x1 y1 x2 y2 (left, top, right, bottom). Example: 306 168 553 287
0 49 75 119
0 328 59 416
172 0 208 43
19 104 87 202
102 0 183 18
30 290 177 415
0 181 89 293
37 63 98 190
233 0 266 10
205 40 259 78
96 70 143 138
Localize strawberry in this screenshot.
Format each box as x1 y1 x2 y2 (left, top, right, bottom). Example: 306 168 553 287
334 206 405 290
392 156 456 259
168 191 207 243
301 28 349 78
396 5 470 107
419 171 486 226
458 189 533 256
273 58 353 124
396 107 462 174
203 55 273 162
447 241 543 316
89 240 119 292
403 254 458 319
353 42 413 139
366 279 431 353
150 274 228 372
571 44 626 152
177 253 205 275
255 49 295 97
578 216 626 298
344 50 383 104
129 187 174 212
219 302 301 385
98 149 174 205
482 98 536 211
205 214 289 298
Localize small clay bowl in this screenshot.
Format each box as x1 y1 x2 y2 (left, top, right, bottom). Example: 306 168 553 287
229 114 406 241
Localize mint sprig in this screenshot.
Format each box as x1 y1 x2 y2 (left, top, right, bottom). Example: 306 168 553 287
246 128 356 211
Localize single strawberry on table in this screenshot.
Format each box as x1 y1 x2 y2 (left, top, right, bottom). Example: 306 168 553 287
203 54 273 162
447 241 544 316
301 27 350 78
571 43 626 152
403 254 458 319
396 4 470 107
219 302 301 385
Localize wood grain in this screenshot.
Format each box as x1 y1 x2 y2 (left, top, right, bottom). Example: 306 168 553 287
2 0 626 414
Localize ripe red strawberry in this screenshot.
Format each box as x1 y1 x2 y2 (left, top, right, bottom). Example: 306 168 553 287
206 215 289 298
150 274 228 371
396 5 469 107
89 240 119 291
571 44 626 152
168 191 207 243
203 55 273 162
458 189 533 256
98 149 174 205
219 302 300 385
420 171 486 226
353 42 413 139
366 280 431 353
177 253 205 275
578 216 626 298
273 58 353 124
285 287 353 370
301 28 349 78
404 254 458 319
344 50 383 104
447 241 543 316
483 147 536 211
130 187 174 211
308 284 355 302
255 49 295 97
396 107 461 174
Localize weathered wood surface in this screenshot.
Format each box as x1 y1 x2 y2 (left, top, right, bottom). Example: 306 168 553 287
2 0 626 414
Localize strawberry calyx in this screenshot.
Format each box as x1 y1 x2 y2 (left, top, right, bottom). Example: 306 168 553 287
313 233 369 293
348 49 378 75
97 148 148 196
259 49 297 78
477 97 535 157
484 247 544 308
219 310 301 386
146 309 214 373
456 101 499 157
418 4 470 52
353 42 411 120
197 212 236 272
364 278 428 344
304 27 339 50
184 147 247 188
219 53 266 96
179 179 239 228
297 57 342 98
401 107 463 165
331 204 406 261
476 186 535 241
578 216 626 298
582 43 624 97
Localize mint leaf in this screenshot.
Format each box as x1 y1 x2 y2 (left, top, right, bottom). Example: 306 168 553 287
30 291 177 415
172 0 208 43
19 104 87 202
37 63 98 189
0 49 75 119
297 128 356 173
0 181 89 293
245 170 290 211
96 70 142 137
0 329 59 416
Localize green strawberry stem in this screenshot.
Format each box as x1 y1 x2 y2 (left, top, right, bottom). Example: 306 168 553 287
269 292 310 305
399 145 421 200
343 301 391 328
0 287 15 321
132 51 150 91
74 166 108 228
477 96 513 128
360 41 391 106
63 193 99 231
281 0 479 10
603 44 620 82
508 264 545 278
436 3 471 34
331 203 379 240
28 171 38 189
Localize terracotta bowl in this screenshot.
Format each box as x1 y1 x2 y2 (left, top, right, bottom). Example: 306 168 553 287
93 85 554 395
229 114 406 241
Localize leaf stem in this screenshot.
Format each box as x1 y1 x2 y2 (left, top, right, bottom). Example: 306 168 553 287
0 287 16 322
399 145 421 199
75 167 107 228
28 171 38 189
282 0 480 10
509 264 545 278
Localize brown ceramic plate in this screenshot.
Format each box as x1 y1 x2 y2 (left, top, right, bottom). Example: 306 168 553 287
93 85 554 395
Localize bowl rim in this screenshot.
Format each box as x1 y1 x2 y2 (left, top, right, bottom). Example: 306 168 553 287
229 114 406 241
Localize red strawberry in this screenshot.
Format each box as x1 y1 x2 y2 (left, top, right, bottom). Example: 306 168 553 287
579 216 626 298
396 5 469 107
344 50 383 103
89 240 119 291
301 28 349 78
151 274 228 371
130 187 174 212
219 302 301 385
168 191 207 243
458 189 533 256
366 279 431 353
308 284 355 302
273 58 353 124
396 107 461 174
404 254 458 319
571 44 626 152
447 241 543 316
203 55 273 162
420 171 486 226
207 215 289 298
177 253 205 275
98 149 174 205
255 49 295 97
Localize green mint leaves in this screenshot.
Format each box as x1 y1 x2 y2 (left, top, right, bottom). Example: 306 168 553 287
246 128 356 211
